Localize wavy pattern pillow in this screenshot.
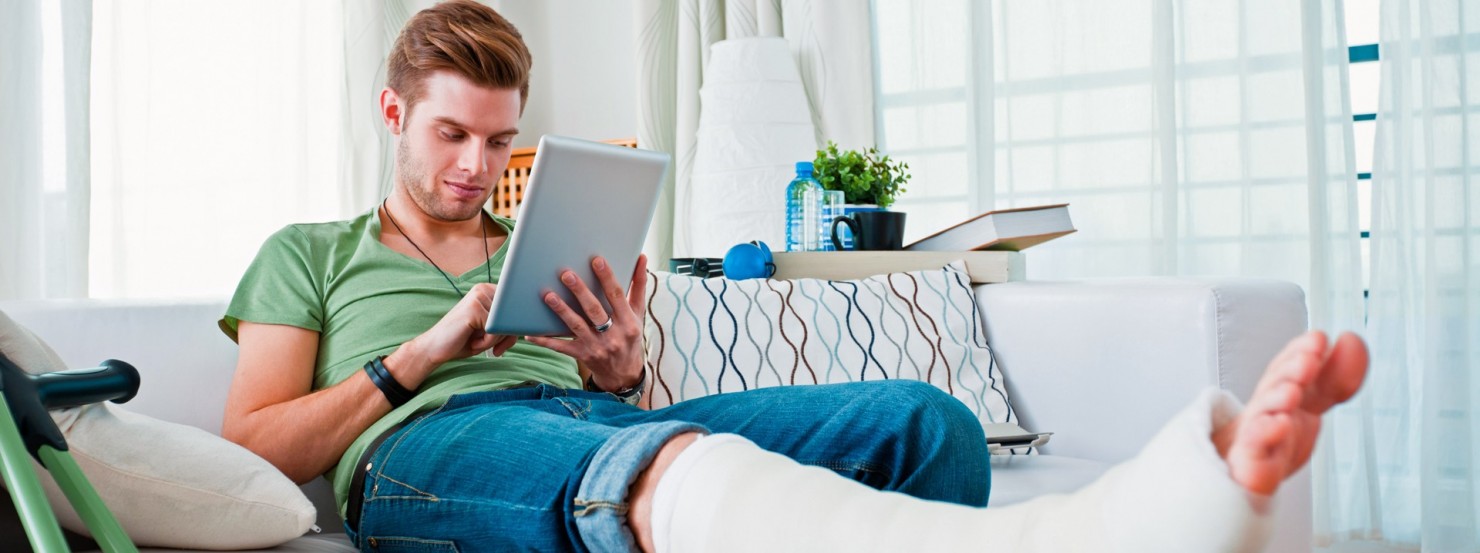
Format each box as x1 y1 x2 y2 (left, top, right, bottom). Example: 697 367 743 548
642 261 1016 428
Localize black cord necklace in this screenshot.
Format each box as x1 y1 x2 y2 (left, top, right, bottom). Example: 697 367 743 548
381 199 493 296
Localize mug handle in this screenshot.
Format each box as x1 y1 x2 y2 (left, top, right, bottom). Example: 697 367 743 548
831 216 859 251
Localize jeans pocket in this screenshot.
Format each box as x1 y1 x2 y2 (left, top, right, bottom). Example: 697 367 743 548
363 536 460 553
555 396 593 419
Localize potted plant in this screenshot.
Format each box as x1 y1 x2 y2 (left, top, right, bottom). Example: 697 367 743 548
811 141 910 250
811 141 910 209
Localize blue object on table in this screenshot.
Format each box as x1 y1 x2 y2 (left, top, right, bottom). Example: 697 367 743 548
723 241 776 280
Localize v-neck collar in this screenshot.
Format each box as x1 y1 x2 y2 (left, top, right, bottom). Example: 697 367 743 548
366 207 512 280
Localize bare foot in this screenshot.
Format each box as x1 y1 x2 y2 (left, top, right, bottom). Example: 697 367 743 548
1211 330 1369 495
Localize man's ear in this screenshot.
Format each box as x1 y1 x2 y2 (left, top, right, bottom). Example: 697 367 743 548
380 87 404 135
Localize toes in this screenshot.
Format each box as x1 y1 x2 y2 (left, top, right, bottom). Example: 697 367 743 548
1228 412 1292 496
1251 381 1303 416
1252 412 1292 451
1256 331 1328 397
1305 332 1370 413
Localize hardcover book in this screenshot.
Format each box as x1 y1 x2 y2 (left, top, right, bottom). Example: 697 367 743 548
770 251 1024 284
905 204 1076 252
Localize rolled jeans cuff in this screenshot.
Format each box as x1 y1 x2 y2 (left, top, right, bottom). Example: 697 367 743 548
574 420 709 552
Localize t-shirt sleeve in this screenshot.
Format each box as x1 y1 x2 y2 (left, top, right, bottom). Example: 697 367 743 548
219 226 326 342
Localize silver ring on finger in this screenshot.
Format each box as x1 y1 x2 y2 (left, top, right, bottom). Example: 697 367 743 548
593 317 613 333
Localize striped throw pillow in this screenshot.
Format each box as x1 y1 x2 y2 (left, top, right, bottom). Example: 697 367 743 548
641 261 1017 428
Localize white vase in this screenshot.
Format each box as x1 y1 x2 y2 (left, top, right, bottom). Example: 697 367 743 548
688 38 817 257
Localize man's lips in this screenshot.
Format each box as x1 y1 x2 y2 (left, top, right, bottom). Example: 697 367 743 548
445 180 485 200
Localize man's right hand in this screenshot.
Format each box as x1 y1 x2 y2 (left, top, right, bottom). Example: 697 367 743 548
395 282 519 387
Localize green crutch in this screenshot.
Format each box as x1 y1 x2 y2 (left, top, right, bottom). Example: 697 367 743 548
0 351 141 553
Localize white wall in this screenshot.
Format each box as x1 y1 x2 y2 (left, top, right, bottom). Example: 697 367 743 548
494 0 638 149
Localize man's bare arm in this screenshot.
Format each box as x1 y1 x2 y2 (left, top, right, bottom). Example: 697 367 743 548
221 283 516 484
221 322 438 484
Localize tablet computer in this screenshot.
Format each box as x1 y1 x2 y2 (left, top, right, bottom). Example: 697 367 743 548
484 135 671 336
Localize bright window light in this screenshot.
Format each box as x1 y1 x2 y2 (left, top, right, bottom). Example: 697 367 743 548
88 0 347 299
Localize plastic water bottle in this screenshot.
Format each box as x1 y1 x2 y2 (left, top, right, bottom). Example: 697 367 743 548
785 162 822 252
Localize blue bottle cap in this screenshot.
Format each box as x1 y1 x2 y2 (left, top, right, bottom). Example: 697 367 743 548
795 161 814 174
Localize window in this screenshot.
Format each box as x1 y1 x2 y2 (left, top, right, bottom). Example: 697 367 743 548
872 0 1375 287
870 0 978 245
1347 0 1379 295
87 0 348 299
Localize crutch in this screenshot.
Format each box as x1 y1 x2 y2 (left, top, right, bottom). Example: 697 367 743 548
0 351 140 553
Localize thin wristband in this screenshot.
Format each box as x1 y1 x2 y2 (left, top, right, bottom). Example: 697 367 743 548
585 370 646 405
364 355 415 408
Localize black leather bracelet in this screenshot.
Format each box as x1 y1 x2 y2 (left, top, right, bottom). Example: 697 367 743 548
364 355 415 408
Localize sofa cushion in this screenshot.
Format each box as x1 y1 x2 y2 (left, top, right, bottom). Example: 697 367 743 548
986 455 1110 507
642 261 1018 430
0 308 315 550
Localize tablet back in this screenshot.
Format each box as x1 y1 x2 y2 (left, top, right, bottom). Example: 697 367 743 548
485 135 671 336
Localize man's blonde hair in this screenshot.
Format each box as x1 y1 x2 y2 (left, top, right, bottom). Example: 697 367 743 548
387 0 532 116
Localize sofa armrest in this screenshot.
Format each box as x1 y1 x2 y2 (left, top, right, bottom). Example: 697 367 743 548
973 278 1307 464
1 298 237 435
1 298 350 535
975 277 1315 552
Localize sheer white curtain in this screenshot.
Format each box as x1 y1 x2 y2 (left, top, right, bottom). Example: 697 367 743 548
878 1 1366 549
877 0 1363 329
90 0 352 299
0 0 92 300
1317 0 1480 549
634 0 876 263
341 0 435 214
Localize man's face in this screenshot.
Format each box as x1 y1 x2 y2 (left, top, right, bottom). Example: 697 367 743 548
392 71 521 222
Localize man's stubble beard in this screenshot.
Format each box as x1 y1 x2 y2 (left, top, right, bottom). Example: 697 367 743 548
395 134 485 223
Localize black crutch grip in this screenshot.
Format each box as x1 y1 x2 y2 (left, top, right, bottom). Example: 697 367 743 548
32 359 140 410
0 354 141 461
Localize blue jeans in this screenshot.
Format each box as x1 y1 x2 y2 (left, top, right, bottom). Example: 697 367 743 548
347 380 990 553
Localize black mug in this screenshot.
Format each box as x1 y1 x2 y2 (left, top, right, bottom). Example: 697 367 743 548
831 211 907 251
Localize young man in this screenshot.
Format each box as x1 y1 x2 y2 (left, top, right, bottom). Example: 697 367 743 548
219 2 1370 552
222 2 986 551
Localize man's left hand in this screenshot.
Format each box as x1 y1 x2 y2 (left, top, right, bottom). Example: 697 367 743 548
524 254 648 392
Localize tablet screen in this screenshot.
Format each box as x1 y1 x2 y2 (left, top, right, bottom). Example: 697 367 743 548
484 135 671 336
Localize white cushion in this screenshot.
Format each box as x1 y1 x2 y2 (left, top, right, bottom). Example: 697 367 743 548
0 308 315 550
133 534 356 553
642 262 1019 430
986 454 1110 507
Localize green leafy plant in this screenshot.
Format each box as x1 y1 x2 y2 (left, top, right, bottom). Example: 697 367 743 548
811 141 910 209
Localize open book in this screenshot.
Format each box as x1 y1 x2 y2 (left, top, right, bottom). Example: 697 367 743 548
905 204 1075 252
982 422 1053 453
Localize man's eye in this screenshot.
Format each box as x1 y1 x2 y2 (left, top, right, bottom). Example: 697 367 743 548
442 132 465 141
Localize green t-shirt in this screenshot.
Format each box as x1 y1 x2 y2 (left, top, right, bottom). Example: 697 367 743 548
219 209 581 516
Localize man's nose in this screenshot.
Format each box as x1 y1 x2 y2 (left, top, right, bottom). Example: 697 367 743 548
457 140 489 178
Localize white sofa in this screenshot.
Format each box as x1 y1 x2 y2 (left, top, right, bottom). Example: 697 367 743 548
0 277 1312 552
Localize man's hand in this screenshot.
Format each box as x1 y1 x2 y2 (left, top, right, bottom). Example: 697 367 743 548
524 254 649 392
399 283 519 386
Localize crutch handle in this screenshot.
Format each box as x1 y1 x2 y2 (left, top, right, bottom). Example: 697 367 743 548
33 360 140 410
0 354 142 461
